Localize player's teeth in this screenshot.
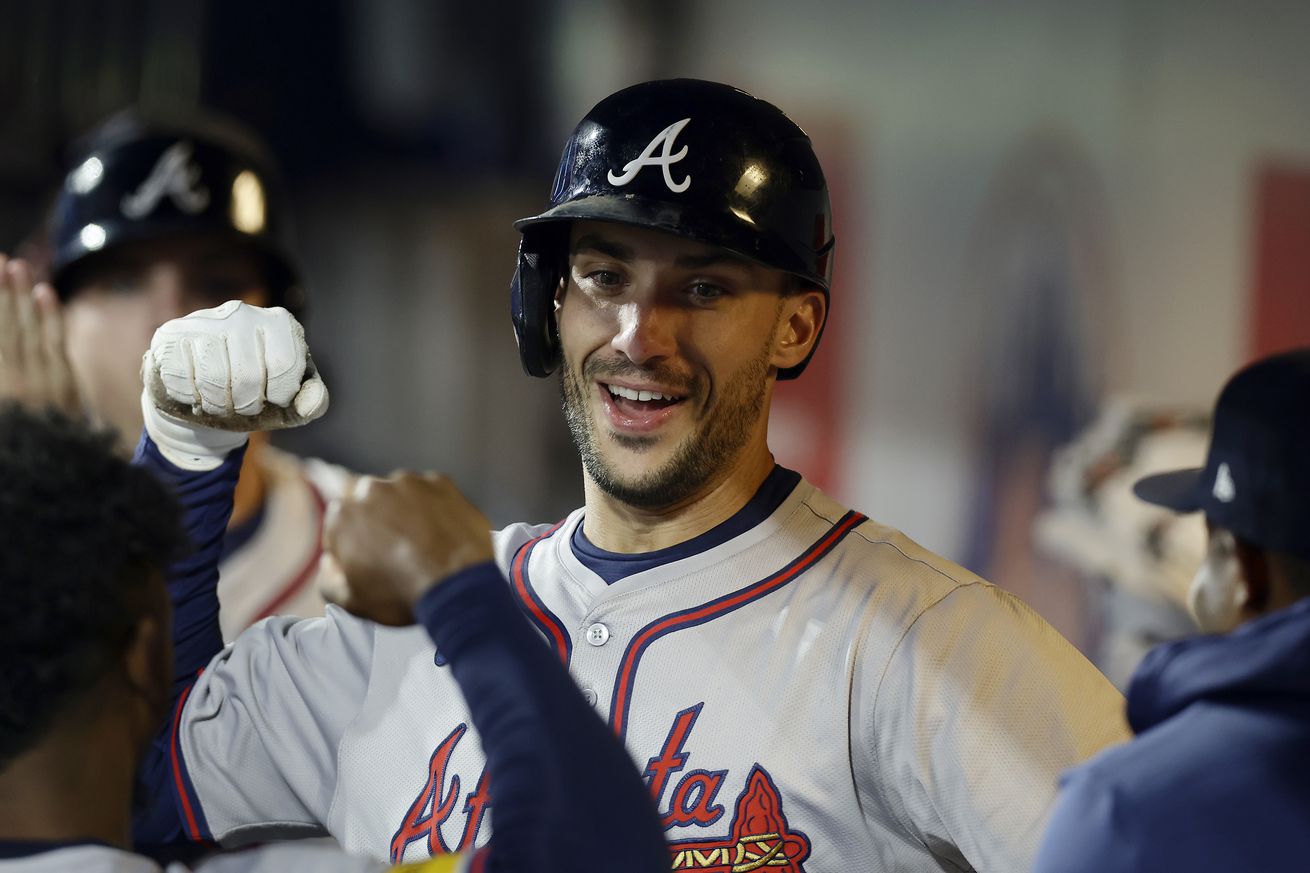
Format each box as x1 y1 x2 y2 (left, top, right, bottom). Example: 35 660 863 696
606 384 675 402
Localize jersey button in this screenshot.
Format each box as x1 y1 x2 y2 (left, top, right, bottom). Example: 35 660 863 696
582 687 598 707
586 622 610 646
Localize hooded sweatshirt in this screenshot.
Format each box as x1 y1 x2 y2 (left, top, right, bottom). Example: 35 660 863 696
1033 596 1310 873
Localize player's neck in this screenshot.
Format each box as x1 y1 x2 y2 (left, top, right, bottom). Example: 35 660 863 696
230 432 270 529
582 443 777 553
0 704 136 848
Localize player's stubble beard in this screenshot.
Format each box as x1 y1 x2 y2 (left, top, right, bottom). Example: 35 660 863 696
560 335 773 512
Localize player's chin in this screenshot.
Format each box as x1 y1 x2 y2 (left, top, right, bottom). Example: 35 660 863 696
603 429 664 453
592 437 675 492
596 428 681 476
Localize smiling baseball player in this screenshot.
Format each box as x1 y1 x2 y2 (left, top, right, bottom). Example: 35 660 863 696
135 80 1129 872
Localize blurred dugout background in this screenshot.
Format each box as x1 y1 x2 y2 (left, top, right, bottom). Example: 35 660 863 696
1 0 1308 676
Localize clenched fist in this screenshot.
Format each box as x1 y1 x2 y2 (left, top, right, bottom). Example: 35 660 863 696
0 256 80 415
143 299 327 430
320 473 495 627
142 300 328 470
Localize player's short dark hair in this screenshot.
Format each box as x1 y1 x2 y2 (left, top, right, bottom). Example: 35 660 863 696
0 404 188 768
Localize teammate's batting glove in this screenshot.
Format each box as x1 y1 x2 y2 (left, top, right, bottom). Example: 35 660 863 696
141 300 329 471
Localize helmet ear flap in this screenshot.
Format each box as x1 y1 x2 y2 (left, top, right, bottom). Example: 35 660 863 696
510 238 562 377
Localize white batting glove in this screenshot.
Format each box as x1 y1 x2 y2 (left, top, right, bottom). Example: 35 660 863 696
141 300 329 471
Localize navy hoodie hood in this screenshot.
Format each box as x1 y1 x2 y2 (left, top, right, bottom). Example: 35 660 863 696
1033 594 1310 873
1127 595 1310 732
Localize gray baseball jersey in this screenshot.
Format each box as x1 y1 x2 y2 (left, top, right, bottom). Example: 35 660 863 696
175 477 1128 871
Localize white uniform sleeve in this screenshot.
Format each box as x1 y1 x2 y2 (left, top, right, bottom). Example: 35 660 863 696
862 582 1130 872
178 605 376 845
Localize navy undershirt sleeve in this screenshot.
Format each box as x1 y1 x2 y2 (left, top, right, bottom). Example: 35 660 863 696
416 563 668 873
131 432 246 849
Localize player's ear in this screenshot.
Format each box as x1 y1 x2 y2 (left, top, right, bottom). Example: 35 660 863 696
770 286 826 372
121 611 172 728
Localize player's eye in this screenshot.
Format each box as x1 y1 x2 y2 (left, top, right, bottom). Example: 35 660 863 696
579 268 625 294
686 281 727 304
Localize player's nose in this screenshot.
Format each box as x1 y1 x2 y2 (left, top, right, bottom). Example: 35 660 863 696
610 300 679 366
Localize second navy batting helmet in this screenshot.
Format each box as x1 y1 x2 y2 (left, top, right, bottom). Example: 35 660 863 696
49 111 304 314
511 79 835 379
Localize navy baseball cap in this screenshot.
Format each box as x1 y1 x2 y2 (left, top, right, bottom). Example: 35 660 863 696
1133 347 1310 560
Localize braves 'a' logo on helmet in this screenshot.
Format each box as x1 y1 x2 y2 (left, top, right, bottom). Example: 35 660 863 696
120 140 211 219
607 118 692 193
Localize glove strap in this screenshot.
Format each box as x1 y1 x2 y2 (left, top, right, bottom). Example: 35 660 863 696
141 391 248 472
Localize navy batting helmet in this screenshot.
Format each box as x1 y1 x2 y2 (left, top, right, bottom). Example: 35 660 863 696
49 111 304 314
511 79 834 379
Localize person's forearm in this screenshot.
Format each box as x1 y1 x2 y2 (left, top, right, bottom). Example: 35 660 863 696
132 431 245 847
133 432 246 687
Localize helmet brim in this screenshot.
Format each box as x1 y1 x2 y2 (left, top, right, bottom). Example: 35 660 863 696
515 195 831 293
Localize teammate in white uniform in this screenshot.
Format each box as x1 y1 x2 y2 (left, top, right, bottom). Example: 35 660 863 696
0 110 345 639
137 80 1130 872
212 443 346 638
